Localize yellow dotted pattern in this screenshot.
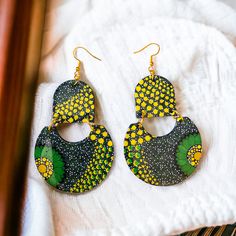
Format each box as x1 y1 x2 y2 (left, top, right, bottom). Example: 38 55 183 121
136 157 159 185
187 144 202 167
35 157 53 179
135 75 176 118
124 124 159 185
52 85 95 126
70 125 114 193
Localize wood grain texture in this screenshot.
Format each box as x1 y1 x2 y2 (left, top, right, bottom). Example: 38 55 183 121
0 0 46 235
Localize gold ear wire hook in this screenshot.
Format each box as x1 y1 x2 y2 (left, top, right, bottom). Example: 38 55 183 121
73 46 102 82
73 46 102 62
133 42 160 78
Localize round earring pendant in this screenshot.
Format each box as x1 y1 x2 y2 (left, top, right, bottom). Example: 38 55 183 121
124 117 202 186
34 124 114 193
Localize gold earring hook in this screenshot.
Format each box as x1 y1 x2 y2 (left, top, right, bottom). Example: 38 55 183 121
133 42 160 77
73 46 101 82
73 46 102 62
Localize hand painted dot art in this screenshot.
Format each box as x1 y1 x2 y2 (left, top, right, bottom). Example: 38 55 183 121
35 125 114 193
124 75 203 186
35 79 114 193
135 75 176 118
52 80 95 127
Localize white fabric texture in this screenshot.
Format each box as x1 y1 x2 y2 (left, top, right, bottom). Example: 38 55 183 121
23 0 236 235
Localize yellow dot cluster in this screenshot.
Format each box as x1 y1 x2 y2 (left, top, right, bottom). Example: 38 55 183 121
135 76 176 118
124 124 159 185
53 85 95 126
70 125 114 193
136 160 159 185
187 144 202 167
124 124 152 147
35 157 53 179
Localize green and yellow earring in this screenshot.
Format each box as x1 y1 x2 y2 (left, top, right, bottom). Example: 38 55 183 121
34 46 114 193
124 43 203 186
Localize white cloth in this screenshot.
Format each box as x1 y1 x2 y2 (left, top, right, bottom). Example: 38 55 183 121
23 0 236 235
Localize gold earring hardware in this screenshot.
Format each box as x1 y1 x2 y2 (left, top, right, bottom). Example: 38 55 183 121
73 46 102 82
133 42 160 78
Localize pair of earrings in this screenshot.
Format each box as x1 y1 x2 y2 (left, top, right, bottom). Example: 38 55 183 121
34 43 203 193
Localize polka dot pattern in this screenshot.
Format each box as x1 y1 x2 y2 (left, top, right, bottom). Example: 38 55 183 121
70 126 114 193
35 157 53 179
35 124 114 193
124 117 202 186
187 144 202 167
35 78 114 193
124 124 159 185
135 75 176 118
52 80 95 126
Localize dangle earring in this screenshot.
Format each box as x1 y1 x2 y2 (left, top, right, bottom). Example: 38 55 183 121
124 43 203 186
34 46 114 193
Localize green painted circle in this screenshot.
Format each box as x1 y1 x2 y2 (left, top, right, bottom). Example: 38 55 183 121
124 117 202 186
35 124 114 193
